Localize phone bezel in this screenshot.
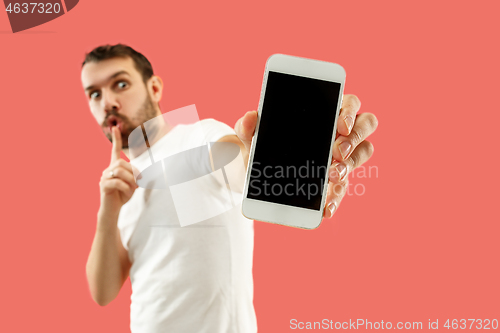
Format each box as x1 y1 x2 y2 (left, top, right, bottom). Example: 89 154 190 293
241 53 346 229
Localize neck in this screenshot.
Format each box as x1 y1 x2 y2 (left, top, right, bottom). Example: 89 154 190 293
123 116 173 160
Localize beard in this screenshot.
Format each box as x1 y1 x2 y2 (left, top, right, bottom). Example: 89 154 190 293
101 95 158 149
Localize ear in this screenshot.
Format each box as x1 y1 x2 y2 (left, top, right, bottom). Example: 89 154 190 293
148 75 164 103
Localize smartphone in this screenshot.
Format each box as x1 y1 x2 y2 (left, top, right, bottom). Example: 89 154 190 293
241 54 345 229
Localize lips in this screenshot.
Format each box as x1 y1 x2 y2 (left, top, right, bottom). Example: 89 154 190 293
105 115 123 134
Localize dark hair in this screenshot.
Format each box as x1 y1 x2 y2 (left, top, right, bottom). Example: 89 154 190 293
82 44 154 83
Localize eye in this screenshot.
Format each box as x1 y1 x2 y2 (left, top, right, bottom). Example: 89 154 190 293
90 91 100 99
117 81 128 89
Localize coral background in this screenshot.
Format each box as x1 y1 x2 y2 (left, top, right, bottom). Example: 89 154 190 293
1 0 499 331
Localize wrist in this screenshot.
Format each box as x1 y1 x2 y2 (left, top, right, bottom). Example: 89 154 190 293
97 204 121 232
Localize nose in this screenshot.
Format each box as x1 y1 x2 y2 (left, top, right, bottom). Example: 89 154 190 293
101 89 120 114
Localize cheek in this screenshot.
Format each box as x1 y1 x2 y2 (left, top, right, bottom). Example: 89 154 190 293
121 90 148 119
89 105 105 125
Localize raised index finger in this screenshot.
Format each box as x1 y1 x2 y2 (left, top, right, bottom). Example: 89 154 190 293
337 94 361 136
111 126 122 163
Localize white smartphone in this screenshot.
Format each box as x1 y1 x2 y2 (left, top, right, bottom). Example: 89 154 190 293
241 54 346 229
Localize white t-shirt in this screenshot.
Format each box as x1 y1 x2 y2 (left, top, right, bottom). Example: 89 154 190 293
117 118 257 333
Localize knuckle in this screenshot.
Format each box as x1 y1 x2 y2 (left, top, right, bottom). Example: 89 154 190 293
364 140 374 157
350 141 374 170
342 104 354 114
341 102 354 113
348 151 360 169
332 183 345 196
119 159 132 170
113 167 121 177
350 127 363 145
333 180 349 198
352 95 361 107
346 94 361 108
101 181 111 192
365 113 378 131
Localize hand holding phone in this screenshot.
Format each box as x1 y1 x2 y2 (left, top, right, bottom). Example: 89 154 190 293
237 54 377 229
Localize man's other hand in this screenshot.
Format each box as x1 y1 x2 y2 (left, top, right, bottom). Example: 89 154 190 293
99 126 139 215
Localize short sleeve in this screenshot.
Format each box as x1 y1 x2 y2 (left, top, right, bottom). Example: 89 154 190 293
200 118 237 143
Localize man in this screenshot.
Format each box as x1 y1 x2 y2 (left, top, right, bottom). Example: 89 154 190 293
81 44 378 332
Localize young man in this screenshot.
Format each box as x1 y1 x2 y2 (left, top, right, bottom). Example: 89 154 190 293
81 44 378 332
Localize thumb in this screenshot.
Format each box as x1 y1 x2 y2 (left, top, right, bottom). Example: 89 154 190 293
111 126 122 163
235 110 258 153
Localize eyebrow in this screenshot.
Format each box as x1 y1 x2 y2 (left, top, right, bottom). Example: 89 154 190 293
84 70 130 92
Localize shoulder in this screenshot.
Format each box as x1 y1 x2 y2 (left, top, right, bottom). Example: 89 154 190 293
199 118 234 132
199 118 236 143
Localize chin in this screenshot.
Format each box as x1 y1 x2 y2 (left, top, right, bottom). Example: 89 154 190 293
102 130 129 146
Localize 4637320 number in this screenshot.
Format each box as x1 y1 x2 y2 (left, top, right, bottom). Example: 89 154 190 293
5 3 61 14
444 319 498 330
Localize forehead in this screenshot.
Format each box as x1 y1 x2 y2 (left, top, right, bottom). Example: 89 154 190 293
81 57 141 88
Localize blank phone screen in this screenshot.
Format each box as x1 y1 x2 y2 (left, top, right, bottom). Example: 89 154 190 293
247 71 341 210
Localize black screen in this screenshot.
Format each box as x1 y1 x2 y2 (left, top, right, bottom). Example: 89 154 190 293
247 71 341 210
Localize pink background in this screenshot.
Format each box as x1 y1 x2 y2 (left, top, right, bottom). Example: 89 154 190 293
1 0 499 331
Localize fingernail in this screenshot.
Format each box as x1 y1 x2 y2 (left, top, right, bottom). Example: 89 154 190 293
338 141 352 160
330 163 347 182
344 115 354 133
137 173 142 180
327 202 336 216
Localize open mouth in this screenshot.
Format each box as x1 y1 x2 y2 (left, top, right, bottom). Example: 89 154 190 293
106 116 122 133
